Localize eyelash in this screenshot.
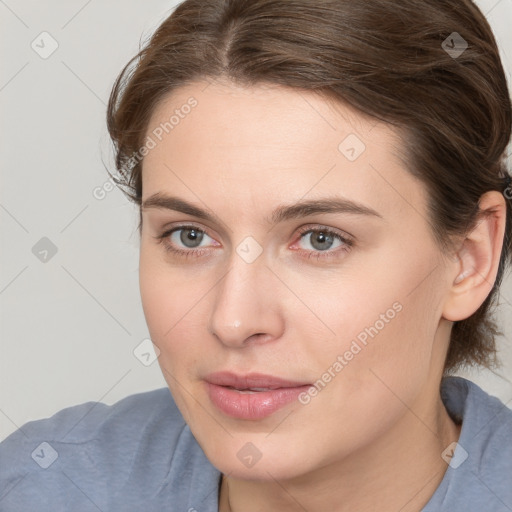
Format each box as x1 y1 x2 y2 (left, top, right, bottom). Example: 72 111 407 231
154 224 354 261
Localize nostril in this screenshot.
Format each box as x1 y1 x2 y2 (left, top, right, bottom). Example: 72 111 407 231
248 333 272 343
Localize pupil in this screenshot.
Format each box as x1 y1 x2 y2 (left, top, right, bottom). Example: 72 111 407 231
181 228 203 248
313 231 332 250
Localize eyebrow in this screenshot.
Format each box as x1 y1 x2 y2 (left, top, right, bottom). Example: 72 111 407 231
141 193 383 225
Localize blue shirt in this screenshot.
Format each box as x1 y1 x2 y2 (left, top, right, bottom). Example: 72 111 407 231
0 376 511 511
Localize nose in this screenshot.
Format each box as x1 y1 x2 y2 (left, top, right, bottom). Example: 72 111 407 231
207 251 284 348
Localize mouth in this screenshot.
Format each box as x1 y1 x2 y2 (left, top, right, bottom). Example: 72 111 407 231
223 387 277 393
204 371 313 420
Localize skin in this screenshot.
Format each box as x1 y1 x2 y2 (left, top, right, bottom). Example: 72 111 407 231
138 78 506 511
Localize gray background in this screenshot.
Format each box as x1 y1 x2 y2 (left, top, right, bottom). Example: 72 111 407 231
1 0 511 440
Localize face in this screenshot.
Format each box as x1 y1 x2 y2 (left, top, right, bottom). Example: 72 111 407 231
139 79 452 480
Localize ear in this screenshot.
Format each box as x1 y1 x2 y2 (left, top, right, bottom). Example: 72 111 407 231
442 191 507 322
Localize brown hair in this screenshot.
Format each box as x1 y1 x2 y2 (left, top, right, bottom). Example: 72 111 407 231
106 0 512 374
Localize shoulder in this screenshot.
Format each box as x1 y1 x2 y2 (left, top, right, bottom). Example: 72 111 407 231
0 387 185 464
441 376 512 454
424 376 512 511
4 386 183 444
0 387 215 511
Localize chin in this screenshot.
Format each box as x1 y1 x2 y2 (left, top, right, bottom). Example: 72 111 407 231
215 456 308 482
198 432 314 482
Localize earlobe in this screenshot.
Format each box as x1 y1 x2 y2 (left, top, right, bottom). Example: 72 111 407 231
442 191 507 322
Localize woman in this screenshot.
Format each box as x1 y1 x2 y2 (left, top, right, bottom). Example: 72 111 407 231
1 0 511 510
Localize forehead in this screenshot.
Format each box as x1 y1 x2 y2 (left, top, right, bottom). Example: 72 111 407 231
145 79 384 154
141 80 426 223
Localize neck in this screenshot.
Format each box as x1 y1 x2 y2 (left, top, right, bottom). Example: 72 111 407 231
219 380 461 512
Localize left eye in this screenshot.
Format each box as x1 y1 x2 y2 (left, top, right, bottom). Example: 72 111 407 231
296 228 345 252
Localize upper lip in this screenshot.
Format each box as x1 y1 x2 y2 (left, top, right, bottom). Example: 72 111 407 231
204 371 311 390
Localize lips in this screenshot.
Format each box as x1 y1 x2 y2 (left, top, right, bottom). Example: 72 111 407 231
204 371 312 420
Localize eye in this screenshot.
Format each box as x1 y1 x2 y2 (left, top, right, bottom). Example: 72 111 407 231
155 225 218 258
154 223 353 261
292 225 353 260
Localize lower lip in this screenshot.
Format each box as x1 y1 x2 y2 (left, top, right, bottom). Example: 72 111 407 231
206 382 312 420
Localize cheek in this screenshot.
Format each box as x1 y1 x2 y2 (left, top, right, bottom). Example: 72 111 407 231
138 244 221 379
288 290 439 464
139 244 195 339
139 252 168 339
305 243 443 393
139 248 205 421
318 267 443 431
139 248 194 376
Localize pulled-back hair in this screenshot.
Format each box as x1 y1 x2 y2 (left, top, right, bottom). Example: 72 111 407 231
106 0 512 373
